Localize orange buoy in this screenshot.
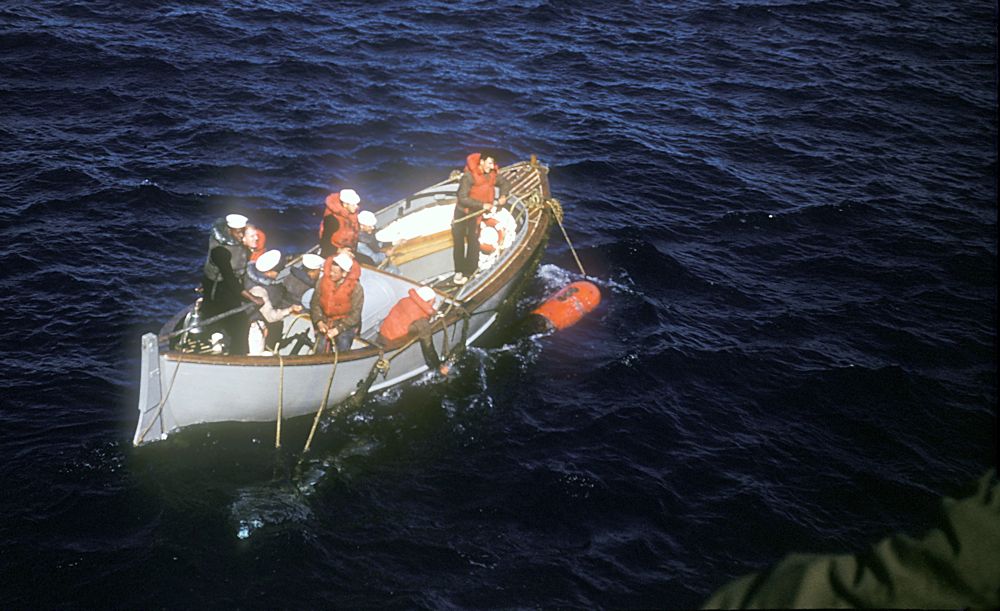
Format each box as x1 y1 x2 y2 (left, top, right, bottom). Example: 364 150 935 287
530 281 601 331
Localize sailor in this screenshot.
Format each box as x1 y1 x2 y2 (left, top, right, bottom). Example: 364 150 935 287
311 252 364 353
244 249 303 355
279 252 323 307
451 152 512 285
245 223 267 263
201 213 263 355
319 188 361 258
377 286 445 373
355 210 401 274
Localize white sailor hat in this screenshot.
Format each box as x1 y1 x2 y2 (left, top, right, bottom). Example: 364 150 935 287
333 252 354 272
301 253 324 270
358 210 377 227
416 286 436 303
226 214 248 229
255 249 282 273
301 288 314 309
339 189 360 206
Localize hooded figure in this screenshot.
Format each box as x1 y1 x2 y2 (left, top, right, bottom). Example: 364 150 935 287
378 286 443 371
319 188 361 257
451 153 512 284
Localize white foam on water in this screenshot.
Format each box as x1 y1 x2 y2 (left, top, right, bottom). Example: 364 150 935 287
230 485 313 540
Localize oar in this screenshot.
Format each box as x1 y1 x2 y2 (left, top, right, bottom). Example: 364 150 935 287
451 194 517 226
451 207 489 225
158 301 260 343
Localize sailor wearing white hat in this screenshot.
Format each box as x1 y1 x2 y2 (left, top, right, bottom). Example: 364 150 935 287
311 251 365 353
416 286 436 304
254 248 282 274
332 252 354 272
356 210 401 274
226 213 249 229
201 212 262 355
320 188 362 257
278 253 324 311
376 284 446 374
340 189 361 206
302 253 324 270
244 249 303 355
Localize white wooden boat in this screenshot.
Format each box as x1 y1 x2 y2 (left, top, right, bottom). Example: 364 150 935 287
133 159 555 446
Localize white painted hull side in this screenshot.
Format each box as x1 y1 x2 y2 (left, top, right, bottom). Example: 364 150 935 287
133 281 511 445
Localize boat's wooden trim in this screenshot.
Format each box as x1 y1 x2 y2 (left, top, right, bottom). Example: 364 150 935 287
389 228 453 266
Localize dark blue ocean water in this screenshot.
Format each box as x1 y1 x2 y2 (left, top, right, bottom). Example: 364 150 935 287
1 1 995 607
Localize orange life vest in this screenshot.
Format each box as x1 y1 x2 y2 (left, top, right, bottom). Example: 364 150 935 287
320 192 360 251
466 152 498 204
378 288 435 341
318 256 361 320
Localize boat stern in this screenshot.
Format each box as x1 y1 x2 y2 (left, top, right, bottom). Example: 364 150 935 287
133 333 165 446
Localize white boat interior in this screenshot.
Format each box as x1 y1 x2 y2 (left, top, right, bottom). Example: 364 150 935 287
169 165 539 358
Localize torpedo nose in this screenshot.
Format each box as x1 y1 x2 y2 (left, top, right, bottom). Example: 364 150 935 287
529 281 602 331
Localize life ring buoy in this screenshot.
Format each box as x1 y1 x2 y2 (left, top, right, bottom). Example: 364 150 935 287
479 218 505 254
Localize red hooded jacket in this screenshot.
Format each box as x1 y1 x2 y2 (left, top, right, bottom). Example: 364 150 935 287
320 192 360 251
378 288 436 342
465 152 498 205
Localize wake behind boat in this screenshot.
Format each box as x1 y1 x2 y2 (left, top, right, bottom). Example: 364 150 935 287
133 158 560 446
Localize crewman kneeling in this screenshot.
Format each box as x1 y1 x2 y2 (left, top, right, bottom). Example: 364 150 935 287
377 286 445 373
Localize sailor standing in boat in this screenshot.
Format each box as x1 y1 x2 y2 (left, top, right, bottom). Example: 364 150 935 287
201 213 264 355
319 188 361 258
310 252 364 353
452 152 512 285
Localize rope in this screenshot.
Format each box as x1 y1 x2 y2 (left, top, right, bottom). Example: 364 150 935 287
451 208 485 226
344 355 390 412
547 198 586 276
438 312 450 357
386 333 423 363
275 354 284 449
136 353 184 444
303 344 338 453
